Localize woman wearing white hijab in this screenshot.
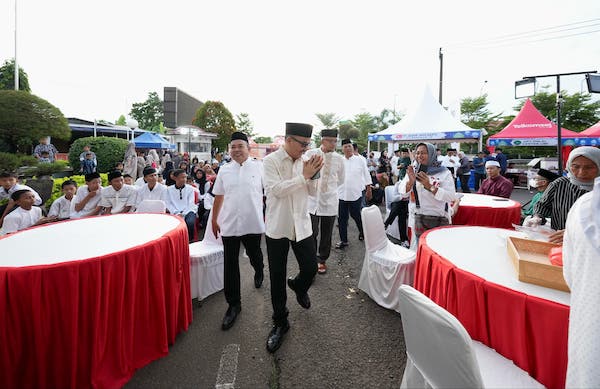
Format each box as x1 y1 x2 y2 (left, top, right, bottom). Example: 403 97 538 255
563 176 600 388
122 142 138 181
529 146 600 243
146 149 161 172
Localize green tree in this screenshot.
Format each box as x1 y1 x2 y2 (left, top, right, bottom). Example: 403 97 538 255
315 113 340 128
130 92 164 132
235 112 256 137
115 115 127 126
0 90 70 153
514 86 600 132
0 58 30 92
460 94 503 148
253 136 273 144
352 112 378 151
192 101 237 152
374 108 402 131
338 121 360 141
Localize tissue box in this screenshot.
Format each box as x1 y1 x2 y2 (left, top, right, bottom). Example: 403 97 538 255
507 236 570 292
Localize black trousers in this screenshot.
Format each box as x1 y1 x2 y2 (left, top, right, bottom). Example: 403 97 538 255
384 199 409 242
266 235 317 326
310 214 336 263
222 234 264 307
338 198 363 243
474 173 486 191
458 174 471 193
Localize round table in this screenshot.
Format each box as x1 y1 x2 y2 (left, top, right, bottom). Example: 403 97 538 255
452 193 521 229
415 226 570 389
0 214 192 389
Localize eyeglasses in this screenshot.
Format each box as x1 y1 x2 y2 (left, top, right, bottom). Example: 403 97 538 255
289 136 310 148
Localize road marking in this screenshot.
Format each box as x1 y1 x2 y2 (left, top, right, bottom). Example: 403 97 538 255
215 344 240 389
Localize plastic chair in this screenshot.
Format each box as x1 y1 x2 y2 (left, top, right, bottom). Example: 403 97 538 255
358 205 416 312
188 208 224 300
135 199 166 213
397 285 544 389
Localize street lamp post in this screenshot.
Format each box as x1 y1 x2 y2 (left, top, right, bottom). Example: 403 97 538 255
126 118 138 142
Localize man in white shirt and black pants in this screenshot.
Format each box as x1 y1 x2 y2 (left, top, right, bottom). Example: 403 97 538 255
165 169 197 242
212 132 266 330
336 139 372 249
306 129 345 275
263 122 323 353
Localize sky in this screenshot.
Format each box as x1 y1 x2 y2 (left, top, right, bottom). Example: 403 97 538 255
2 0 600 137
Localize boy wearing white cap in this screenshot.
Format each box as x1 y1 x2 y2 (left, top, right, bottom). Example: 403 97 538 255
477 160 513 198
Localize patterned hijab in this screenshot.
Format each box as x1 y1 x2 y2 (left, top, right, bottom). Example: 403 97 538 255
416 143 447 175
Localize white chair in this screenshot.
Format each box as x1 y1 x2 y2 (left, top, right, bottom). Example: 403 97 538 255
358 205 416 312
397 285 545 389
188 208 224 300
135 199 166 213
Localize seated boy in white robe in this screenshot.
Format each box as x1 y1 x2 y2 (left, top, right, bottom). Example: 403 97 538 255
1 190 56 235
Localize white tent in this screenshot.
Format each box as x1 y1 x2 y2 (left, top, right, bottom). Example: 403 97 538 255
368 87 481 144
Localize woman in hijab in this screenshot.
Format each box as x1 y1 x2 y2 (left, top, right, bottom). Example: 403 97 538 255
160 152 171 171
530 146 600 243
146 149 160 171
123 143 138 181
163 161 175 186
397 142 456 241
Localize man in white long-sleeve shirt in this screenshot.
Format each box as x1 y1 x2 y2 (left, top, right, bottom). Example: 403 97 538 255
306 129 345 274
166 169 197 242
135 167 167 211
563 176 600 388
336 139 372 249
262 122 323 353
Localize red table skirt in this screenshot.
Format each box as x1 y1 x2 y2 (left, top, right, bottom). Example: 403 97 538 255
414 231 569 389
452 203 521 229
0 219 193 389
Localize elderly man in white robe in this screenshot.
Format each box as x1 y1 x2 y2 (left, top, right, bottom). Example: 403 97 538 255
563 176 600 388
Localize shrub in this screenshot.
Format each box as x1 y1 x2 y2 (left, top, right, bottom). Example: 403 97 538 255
34 161 69 177
45 173 109 208
68 137 129 173
0 152 21 172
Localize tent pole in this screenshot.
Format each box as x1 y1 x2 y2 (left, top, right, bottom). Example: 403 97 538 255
556 75 563 176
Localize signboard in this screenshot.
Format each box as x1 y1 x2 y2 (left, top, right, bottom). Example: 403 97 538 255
368 130 481 142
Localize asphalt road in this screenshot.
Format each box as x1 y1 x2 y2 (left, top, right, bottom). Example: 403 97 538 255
125 188 534 389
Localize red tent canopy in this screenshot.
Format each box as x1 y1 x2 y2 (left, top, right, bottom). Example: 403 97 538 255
491 99 578 139
581 120 600 136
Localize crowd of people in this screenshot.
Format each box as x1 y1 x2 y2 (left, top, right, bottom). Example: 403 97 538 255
2 128 600 385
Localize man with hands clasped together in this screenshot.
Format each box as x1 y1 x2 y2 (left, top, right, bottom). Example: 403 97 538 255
262 122 323 353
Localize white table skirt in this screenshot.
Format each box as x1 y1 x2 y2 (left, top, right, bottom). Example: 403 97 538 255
459 193 519 208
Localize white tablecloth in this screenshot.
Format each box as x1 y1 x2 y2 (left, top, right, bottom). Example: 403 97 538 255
426 226 570 306
0 214 181 267
459 193 519 208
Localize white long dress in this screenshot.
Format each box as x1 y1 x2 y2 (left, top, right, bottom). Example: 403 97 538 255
563 177 600 388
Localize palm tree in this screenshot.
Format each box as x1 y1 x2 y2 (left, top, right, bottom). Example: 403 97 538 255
315 113 341 128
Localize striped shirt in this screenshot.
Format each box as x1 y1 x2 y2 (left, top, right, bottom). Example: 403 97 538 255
534 176 589 230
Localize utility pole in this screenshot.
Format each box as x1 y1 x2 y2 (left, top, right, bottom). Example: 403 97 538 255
14 0 19 90
438 47 443 105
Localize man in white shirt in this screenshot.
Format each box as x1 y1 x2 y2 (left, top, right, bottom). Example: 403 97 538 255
440 148 460 178
390 149 400 184
98 170 137 215
165 169 197 242
563 177 600 388
134 167 167 211
0 171 43 227
212 132 265 330
336 139 372 249
306 129 345 274
70 172 103 219
1 190 56 235
262 122 323 353
48 179 77 220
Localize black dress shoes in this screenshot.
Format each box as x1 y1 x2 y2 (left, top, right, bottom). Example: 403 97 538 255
266 322 290 353
287 278 311 309
254 270 264 289
221 305 241 330
358 232 364 241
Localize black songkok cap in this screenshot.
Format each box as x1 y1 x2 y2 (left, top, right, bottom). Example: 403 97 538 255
321 129 338 138
11 189 31 201
107 170 122 182
341 138 352 145
285 123 313 138
85 172 101 182
537 168 560 182
400 148 409 152
231 131 248 142
143 167 157 177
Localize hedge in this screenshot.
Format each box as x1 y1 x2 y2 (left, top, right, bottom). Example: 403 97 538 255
0 152 40 173
68 137 129 173
46 173 109 208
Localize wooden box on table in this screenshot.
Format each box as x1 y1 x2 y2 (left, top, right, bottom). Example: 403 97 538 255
507 236 570 292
